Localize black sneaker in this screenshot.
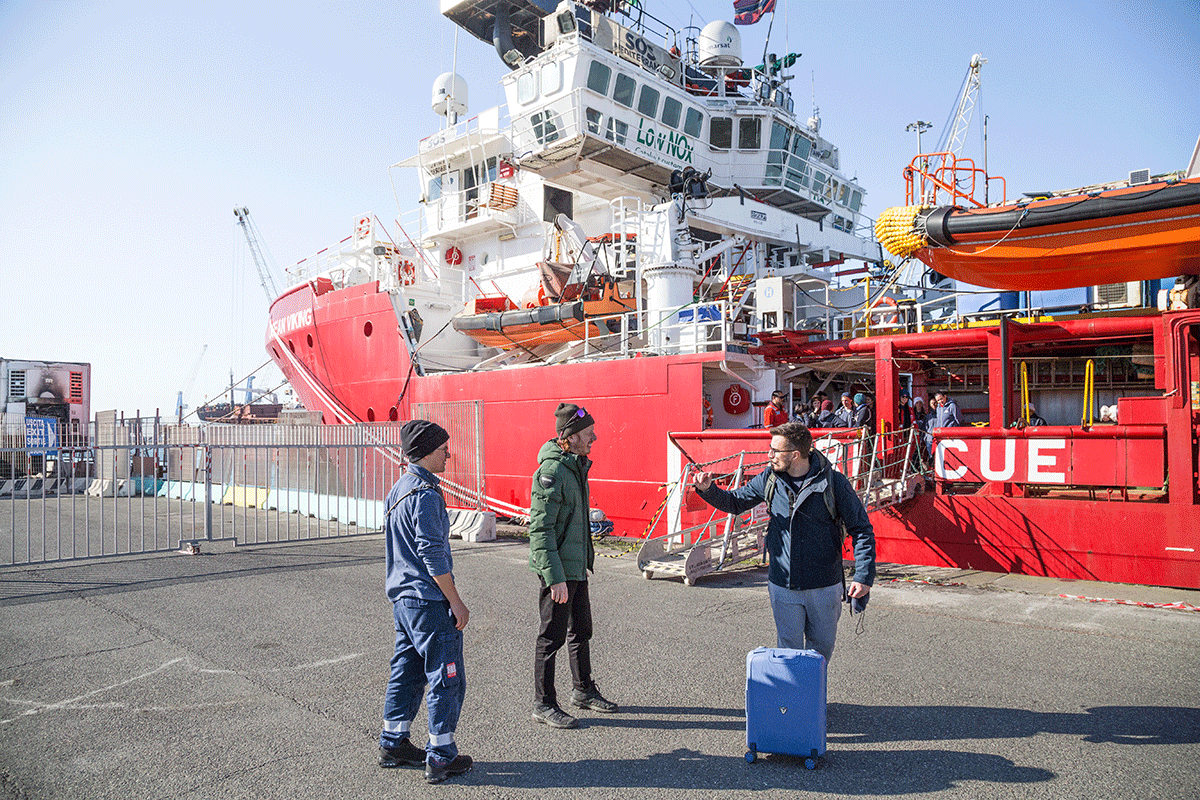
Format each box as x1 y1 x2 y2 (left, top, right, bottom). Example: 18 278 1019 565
531 703 578 728
571 685 618 713
378 739 425 768
424 753 473 784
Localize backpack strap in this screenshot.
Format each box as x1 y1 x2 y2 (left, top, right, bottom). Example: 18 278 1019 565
385 480 440 519
764 452 843 542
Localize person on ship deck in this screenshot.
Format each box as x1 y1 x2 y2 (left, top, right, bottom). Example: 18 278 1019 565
852 393 874 432
832 393 855 428
1010 403 1047 428
763 390 789 428
933 393 963 428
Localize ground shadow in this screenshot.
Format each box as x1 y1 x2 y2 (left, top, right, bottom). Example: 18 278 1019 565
466 747 1053 793
576 704 745 731
829 703 1200 746
0 545 379 606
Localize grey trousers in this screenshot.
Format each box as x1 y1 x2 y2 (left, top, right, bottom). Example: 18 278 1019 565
767 580 843 663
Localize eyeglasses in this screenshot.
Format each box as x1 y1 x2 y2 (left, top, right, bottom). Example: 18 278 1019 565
768 447 798 455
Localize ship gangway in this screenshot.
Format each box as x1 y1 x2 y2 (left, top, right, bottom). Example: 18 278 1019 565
638 428 929 586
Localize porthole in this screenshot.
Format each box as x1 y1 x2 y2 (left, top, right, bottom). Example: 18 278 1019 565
364 321 373 337
306 333 314 348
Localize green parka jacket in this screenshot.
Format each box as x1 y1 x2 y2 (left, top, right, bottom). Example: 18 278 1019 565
528 439 595 586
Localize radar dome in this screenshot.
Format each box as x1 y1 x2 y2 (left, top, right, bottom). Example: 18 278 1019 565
432 73 468 119
698 21 741 67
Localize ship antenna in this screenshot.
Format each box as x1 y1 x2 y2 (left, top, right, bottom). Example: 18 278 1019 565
759 3 777 84
449 25 459 131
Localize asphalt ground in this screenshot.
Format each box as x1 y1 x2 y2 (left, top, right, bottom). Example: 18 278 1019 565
1 530 1198 800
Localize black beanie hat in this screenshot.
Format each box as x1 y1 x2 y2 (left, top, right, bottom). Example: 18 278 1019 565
401 420 449 462
555 402 595 439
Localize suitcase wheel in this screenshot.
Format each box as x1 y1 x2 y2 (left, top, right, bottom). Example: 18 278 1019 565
804 756 817 770
745 748 757 764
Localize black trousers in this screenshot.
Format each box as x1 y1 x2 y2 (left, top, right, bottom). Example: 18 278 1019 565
533 579 593 708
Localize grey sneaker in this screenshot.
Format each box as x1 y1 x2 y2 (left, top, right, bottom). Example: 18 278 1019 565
531 703 578 729
571 685 618 713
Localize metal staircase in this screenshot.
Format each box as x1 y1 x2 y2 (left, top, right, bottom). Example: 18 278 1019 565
638 429 929 586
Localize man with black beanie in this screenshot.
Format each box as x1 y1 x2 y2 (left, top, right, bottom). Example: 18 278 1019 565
378 420 473 784
528 402 617 729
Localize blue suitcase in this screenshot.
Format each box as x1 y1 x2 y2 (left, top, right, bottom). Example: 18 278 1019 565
745 647 826 767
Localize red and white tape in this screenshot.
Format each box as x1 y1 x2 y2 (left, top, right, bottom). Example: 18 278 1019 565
1059 594 1200 612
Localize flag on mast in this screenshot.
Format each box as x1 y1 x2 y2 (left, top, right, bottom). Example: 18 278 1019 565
733 0 776 25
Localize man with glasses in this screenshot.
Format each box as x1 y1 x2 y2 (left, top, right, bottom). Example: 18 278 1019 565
378 420 473 784
692 422 875 663
529 403 618 730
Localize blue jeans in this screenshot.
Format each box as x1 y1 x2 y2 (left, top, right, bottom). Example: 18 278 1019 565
380 597 465 760
767 581 843 663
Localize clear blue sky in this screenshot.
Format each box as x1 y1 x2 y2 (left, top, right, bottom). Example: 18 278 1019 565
2 0 1196 416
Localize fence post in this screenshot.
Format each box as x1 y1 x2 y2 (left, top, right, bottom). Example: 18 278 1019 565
203 445 213 542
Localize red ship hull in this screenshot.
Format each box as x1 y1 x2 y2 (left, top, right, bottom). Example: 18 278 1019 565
268 278 719 531
269 279 1200 589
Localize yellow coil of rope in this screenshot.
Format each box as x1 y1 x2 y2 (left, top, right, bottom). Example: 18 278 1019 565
874 205 927 258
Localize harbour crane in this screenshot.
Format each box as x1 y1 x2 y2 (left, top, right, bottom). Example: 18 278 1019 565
233 206 283 301
175 344 208 424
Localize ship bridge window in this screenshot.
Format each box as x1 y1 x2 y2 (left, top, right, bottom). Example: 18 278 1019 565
427 175 443 202
541 62 561 96
785 135 813 189
710 117 732 149
766 122 791 185
605 116 628 144
791 135 812 160
812 169 827 197
586 107 602 134
587 60 611 94
785 160 810 190
848 190 862 213
829 179 841 203
738 117 761 150
661 96 682 129
637 85 660 117
769 122 791 151
683 107 703 138
613 73 636 107
531 110 560 144
517 71 538 105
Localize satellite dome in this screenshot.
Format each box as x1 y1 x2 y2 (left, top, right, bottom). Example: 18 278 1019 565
432 73 468 118
698 21 741 67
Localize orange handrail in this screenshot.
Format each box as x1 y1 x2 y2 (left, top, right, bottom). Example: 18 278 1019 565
904 152 1006 208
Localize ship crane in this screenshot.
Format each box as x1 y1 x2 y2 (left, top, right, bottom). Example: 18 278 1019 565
233 206 283 301
937 53 986 160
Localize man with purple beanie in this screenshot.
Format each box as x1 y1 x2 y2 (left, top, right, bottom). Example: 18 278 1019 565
378 419 473 784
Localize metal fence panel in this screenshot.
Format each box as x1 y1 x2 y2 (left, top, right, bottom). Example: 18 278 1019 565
0 421 472 566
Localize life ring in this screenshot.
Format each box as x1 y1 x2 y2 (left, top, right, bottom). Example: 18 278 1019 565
878 296 899 326
397 259 416 286
445 246 463 266
723 385 750 415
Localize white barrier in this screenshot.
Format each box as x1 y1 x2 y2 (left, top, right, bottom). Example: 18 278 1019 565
448 509 497 542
